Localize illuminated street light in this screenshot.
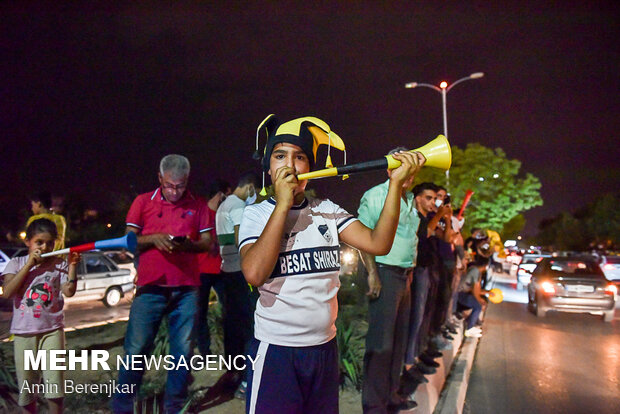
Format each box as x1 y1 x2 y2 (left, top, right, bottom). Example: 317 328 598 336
19 231 26 240
405 72 484 189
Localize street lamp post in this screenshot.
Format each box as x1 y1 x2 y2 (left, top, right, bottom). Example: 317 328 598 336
405 72 484 189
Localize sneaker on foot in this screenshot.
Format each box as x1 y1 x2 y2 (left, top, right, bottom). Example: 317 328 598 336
465 327 483 337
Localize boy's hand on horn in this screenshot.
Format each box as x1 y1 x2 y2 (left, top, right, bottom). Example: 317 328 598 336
273 166 298 211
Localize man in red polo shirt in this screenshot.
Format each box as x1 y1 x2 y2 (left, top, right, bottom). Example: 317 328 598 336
111 154 213 414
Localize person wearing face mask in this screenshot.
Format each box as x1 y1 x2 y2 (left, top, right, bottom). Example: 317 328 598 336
214 171 260 396
399 182 447 398
196 179 231 358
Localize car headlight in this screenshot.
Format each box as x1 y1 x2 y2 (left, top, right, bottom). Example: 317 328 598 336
541 281 555 294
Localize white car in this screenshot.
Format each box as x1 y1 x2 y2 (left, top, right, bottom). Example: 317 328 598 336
0 246 28 302
599 255 620 284
0 249 10 275
0 245 28 273
65 251 134 307
517 253 551 290
103 250 137 280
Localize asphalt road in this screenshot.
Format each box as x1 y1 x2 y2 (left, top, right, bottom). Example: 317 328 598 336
465 282 620 414
0 293 133 340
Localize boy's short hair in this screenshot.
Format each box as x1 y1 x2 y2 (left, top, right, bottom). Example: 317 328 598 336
238 171 260 188
30 191 52 209
206 179 231 198
160 154 190 179
26 218 58 240
412 182 439 197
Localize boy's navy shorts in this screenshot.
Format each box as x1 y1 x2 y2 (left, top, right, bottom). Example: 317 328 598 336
246 336 339 414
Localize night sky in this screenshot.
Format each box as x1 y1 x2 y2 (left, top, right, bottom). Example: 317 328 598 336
2 1 619 236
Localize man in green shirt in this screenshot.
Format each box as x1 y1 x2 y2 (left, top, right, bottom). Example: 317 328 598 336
358 147 423 413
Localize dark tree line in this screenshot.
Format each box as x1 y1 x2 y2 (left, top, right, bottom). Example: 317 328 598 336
535 193 620 251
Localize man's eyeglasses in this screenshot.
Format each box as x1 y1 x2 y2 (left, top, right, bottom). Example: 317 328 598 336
162 182 187 191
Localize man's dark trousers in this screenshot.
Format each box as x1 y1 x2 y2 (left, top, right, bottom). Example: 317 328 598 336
362 264 412 414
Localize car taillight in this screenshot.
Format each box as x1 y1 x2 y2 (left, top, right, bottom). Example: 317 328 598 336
603 264 615 270
541 281 555 294
605 285 618 295
536 257 544 263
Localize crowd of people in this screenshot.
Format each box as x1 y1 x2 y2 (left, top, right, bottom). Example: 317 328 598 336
357 159 494 413
2 115 495 414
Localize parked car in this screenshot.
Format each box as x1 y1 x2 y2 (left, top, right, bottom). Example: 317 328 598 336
0 246 29 309
103 250 137 280
0 249 11 310
516 253 551 289
598 255 620 285
0 245 28 273
527 257 617 322
0 249 10 276
66 251 134 307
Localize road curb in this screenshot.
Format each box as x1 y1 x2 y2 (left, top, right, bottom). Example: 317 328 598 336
434 334 480 414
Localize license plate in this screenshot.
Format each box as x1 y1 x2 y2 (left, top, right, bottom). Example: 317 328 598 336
566 285 594 293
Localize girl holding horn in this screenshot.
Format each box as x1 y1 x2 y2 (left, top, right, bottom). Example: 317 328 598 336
239 115 425 414
2 218 81 414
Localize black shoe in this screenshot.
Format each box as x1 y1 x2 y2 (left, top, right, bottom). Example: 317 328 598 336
425 348 443 358
219 370 243 390
419 353 440 367
443 332 454 340
403 366 429 384
388 398 418 413
417 361 437 375
420 350 440 360
443 325 458 335
398 377 422 398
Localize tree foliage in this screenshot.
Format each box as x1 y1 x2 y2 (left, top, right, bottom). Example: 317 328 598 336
500 214 526 240
536 193 620 250
414 143 543 235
